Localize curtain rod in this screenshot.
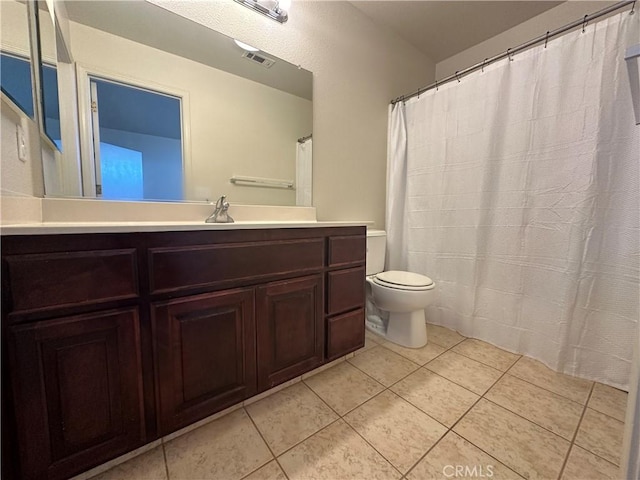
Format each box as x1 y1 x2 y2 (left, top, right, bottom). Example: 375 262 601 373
298 134 312 143
391 0 636 105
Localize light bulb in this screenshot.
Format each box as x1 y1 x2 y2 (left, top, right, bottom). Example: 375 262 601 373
278 0 291 11
233 39 260 52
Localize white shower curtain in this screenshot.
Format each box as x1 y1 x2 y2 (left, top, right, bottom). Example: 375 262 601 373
296 139 313 206
387 12 639 390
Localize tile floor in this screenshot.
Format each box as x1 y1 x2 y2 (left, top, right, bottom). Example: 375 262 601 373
90 324 628 480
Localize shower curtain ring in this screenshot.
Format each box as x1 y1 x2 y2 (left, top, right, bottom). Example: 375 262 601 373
544 31 550 48
482 58 488 72
435 79 438 91
582 14 588 32
631 1 636 14
455 71 461 82
507 48 514 62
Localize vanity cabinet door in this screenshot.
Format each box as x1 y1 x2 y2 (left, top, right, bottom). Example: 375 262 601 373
256 275 324 390
8 308 144 480
153 288 256 435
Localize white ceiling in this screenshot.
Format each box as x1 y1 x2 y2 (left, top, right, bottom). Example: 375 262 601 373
350 1 564 62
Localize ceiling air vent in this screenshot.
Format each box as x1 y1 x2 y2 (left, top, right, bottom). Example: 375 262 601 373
242 51 276 68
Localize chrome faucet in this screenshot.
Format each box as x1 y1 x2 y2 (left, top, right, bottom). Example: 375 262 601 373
206 195 234 223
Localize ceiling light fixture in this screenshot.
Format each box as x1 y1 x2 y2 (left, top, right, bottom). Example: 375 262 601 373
233 0 290 24
233 39 260 52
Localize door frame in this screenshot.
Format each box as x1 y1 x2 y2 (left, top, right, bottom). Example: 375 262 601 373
75 63 191 198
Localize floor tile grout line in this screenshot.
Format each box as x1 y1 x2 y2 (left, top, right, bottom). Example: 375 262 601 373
394 343 588 416
580 404 628 424
242 406 290 480
585 404 627 424
341 347 459 475
449 361 511 431
400 365 508 480
479 396 576 443
434 349 505 374
420 364 500 397
378 340 452 368
498 370 589 405
401 332 602 410
433 361 536 479
448 343 522 372
510 374 593 406
381 343 508 480
301 377 347 419
346 346 422 387
429 338 466 350
244 384 379 472
396 428 447 479
476 360 588 443
161 442 171 480
504 356 599 402
272 417 344 460
557 381 596 480
340 414 406 478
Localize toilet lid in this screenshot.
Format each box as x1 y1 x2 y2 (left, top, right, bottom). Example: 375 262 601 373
373 270 434 290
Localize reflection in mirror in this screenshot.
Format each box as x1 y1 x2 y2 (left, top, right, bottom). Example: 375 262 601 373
89 76 183 201
0 0 34 118
58 0 313 206
36 1 62 150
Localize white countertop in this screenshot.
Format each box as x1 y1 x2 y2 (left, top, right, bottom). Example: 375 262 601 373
0 220 371 235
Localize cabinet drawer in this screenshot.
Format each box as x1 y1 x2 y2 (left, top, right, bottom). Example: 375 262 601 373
327 267 365 315
328 235 366 267
4 249 138 318
326 308 365 360
149 239 324 295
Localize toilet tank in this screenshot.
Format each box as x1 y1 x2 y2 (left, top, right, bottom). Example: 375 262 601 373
366 229 386 275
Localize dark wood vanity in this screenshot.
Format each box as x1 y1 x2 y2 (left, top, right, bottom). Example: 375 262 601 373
1 225 366 480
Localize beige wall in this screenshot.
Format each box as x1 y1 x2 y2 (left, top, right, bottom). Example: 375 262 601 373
0 100 45 197
69 21 312 205
436 1 617 79
151 1 435 226
1 0 30 57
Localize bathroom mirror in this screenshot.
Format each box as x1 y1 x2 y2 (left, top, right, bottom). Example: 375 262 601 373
50 0 313 206
36 0 62 150
0 0 34 119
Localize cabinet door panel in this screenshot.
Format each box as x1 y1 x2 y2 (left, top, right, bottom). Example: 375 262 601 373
257 275 323 390
153 288 256 434
8 308 143 480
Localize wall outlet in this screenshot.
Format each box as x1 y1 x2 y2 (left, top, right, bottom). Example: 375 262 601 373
16 125 27 162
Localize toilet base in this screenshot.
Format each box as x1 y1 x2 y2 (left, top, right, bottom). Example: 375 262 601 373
386 309 427 348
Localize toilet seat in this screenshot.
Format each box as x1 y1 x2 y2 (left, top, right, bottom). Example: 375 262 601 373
372 270 434 291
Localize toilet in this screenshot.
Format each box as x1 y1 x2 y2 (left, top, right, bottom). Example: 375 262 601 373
366 230 435 348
